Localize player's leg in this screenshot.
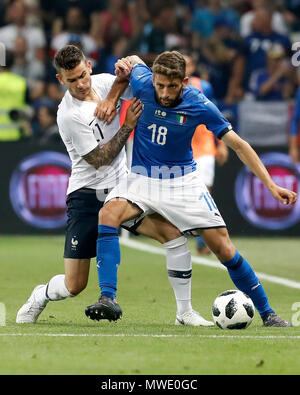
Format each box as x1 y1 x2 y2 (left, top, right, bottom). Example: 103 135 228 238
16 189 101 324
200 227 292 327
85 198 143 321
16 258 90 324
137 214 214 326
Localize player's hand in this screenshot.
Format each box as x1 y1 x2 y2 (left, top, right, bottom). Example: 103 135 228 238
124 98 143 130
269 185 298 206
94 99 116 124
115 57 133 79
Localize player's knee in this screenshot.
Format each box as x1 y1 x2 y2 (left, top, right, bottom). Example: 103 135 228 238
66 280 87 296
156 227 182 244
99 203 122 227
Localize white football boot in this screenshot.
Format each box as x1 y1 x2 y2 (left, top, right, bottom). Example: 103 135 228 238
175 310 214 327
16 285 48 324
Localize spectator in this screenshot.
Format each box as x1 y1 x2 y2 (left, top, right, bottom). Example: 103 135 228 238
23 0 43 27
199 17 246 103
242 8 293 95
240 0 289 37
250 45 292 101
127 1 178 64
50 7 98 65
190 0 239 48
11 36 45 94
44 62 66 103
274 0 299 31
35 104 61 145
0 49 32 141
102 37 129 75
0 0 46 63
39 0 106 37
180 0 198 13
91 0 133 50
285 0 300 19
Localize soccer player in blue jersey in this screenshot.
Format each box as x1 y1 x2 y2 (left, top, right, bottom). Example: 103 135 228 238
85 51 297 327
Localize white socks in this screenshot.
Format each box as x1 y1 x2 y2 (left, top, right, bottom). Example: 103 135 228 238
164 236 193 315
35 274 72 305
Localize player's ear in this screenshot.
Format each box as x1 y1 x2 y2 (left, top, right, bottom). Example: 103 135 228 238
87 60 92 74
182 76 189 89
56 73 64 86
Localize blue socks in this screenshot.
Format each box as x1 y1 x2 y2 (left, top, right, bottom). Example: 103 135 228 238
96 226 274 319
96 225 120 300
222 251 274 319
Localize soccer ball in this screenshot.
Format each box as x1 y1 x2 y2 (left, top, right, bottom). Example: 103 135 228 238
212 290 255 329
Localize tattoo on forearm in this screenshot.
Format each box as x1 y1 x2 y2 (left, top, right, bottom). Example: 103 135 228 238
83 124 133 169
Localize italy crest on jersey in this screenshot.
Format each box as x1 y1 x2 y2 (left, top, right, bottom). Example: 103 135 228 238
177 113 187 124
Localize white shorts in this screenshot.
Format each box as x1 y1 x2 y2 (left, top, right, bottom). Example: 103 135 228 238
195 155 215 188
105 170 226 234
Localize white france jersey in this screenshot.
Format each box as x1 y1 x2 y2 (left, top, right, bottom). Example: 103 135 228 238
57 74 132 195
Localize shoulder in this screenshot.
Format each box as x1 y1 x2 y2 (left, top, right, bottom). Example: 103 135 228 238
26 25 45 36
0 24 15 40
92 73 115 86
272 32 290 41
130 64 153 95
91 73 116 97
131 64 152 80
183 85 207 104
0 24 14 34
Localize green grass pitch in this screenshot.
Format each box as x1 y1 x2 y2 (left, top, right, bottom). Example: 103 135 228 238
0 235 300 375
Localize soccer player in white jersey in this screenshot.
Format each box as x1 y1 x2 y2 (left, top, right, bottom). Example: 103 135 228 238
85 51 297 327
16 45 213 327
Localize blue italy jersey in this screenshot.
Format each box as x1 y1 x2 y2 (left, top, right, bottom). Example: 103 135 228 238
130 64 232 178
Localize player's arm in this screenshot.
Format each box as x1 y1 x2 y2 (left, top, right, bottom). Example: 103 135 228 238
94 76 130 123
83 98 142 169
222 130 297 205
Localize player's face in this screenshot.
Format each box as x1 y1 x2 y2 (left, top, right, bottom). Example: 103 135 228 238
153 73 188 107
56 60 92 100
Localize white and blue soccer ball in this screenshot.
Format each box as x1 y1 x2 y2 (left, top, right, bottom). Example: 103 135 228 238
212 290 255 329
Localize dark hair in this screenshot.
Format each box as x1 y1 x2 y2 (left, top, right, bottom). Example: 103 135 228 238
152 51 186 81
53 44 86 72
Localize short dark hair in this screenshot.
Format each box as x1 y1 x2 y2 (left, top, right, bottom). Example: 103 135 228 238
53 44 86 72
152 51 186 81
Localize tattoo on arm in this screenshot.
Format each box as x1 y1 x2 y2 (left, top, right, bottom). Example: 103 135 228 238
83 124 133 169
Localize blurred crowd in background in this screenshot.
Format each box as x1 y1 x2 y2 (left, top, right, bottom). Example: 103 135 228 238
1 0 300 144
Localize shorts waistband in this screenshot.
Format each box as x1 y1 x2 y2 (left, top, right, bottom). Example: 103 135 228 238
76 187 97 194
72 187 110 195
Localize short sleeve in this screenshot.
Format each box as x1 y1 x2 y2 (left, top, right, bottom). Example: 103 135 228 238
130 64 152 98
199 100 232 139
